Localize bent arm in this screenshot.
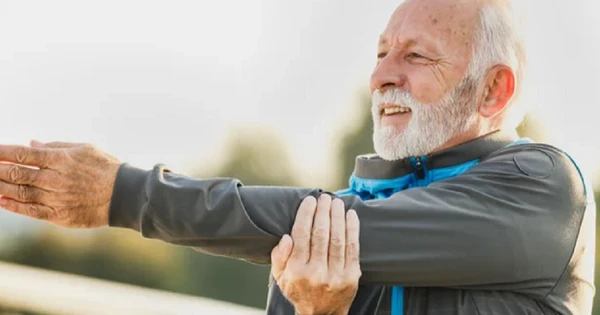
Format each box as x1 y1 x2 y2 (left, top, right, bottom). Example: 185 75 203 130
109 144 588 293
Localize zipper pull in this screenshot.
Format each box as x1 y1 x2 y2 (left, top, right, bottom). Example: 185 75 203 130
415 156 425 179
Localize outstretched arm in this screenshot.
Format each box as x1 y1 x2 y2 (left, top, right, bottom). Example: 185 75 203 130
0 141 589 296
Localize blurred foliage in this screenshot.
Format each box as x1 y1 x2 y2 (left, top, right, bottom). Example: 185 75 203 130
0 94 597 313
201 126 301 187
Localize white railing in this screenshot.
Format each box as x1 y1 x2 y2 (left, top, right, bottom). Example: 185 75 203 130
0 261 264 315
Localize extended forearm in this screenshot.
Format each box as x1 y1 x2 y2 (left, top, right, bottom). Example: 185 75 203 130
109 163 319 264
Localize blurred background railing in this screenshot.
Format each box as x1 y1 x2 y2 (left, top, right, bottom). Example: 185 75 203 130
0 261 263 315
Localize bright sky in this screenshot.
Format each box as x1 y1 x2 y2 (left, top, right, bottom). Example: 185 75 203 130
0 0 598 192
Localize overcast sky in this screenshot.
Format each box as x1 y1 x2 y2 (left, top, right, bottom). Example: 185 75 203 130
0 0 598 193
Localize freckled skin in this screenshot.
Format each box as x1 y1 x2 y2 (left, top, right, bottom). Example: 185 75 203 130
371 0 481 104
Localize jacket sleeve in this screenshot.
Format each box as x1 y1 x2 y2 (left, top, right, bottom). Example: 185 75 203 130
108 144 589 294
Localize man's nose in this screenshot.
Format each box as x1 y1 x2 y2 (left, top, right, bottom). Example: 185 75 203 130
370 57 407 93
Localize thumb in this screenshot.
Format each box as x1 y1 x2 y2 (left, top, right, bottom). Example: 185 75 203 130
270 234 293 280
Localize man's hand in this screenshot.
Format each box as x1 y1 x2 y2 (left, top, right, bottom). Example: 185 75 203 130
0 141 121 228
271 195 361 315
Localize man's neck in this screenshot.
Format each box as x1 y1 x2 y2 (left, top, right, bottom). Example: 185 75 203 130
429 128 518 155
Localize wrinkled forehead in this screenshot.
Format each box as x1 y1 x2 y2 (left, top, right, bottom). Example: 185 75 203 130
380 0 480 54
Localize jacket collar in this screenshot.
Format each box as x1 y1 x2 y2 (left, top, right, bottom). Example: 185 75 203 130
353 129 519 180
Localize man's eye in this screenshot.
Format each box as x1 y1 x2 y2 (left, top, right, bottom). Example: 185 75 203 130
407 52 426 59
377 52 387 59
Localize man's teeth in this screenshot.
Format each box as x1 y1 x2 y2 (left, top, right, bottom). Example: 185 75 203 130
383 107 411 115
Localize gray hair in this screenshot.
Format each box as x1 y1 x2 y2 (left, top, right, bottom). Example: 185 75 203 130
467 1 527 129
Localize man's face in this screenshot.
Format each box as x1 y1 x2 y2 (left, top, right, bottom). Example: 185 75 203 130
370 0 482 160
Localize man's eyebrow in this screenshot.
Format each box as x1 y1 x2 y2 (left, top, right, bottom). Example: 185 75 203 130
379 35 441 55
378 35 417 49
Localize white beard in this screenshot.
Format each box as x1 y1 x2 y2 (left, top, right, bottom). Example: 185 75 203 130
371 77 480 160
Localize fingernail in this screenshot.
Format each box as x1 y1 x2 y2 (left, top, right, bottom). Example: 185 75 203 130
304 195 316 204
333 198 344 207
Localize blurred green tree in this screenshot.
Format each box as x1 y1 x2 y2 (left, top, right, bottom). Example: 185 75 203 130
197 126 301 187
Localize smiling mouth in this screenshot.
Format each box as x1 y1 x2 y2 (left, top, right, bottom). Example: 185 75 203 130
380 106 412 116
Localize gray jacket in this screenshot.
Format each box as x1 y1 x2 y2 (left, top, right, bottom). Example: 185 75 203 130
109 131 595 315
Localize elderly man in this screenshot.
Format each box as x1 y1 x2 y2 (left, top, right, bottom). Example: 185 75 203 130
0 0 594 314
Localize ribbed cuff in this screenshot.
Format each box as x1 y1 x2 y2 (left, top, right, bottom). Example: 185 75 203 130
108 163 150 232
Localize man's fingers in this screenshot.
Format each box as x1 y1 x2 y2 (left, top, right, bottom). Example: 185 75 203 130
0 197 54 221
0 181 49 204
328 198 346 271
271 234 293 281
290 196 318 263
0 164 55 189
345 210 361 272
310 194 332 264
0 145 55 168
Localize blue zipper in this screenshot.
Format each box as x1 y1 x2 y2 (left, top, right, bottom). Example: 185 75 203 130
391 286 404 315
392 155 428 315
414 156 426 180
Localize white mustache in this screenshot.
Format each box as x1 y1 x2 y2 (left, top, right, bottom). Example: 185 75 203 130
371 88 417 111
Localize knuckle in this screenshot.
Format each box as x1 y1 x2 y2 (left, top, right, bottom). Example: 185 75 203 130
8 165 22 183
288 273 308 285
294 227 311 239
53 151 69 166
328 278 345 290
329 235 344 247
18 185 30 201
55 209 67 221
55 209 73 224
348 242 360 255
312 226 328 239
307 275 324 287
15 147 29 164
25 204 42 219
53 174 69 191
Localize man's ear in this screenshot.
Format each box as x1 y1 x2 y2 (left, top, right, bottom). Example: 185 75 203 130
479 65 515 118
